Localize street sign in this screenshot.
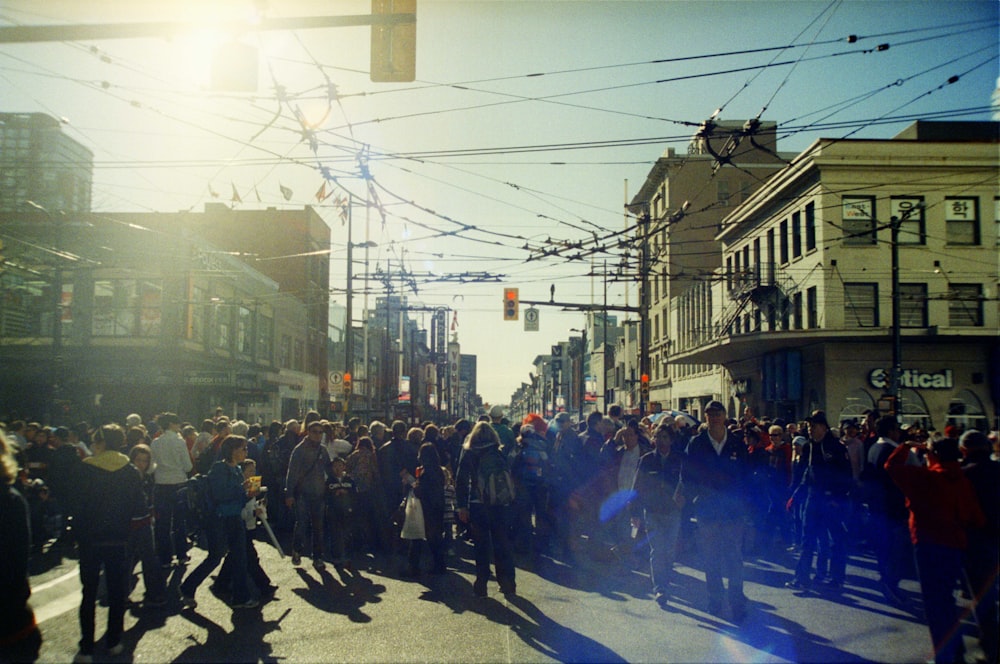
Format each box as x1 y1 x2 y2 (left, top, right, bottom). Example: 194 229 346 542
551 344 562 357
524 307 539 331
329 371 344 396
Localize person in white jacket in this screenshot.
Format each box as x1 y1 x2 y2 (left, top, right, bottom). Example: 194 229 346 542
151 412 193 568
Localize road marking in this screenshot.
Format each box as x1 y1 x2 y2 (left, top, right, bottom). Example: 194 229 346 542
32 568 78 593
35 590 80 624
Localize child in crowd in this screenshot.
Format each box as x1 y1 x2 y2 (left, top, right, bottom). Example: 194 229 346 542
213 458 276 602
325 456 357 573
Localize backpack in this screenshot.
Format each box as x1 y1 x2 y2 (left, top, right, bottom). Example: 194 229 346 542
184 473 216 536
519 444 546 483
476 447 515 506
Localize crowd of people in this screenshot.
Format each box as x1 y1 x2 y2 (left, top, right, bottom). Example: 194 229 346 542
0 403 996 664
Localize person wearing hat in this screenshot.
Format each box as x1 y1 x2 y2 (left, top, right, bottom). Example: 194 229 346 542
959 430 999 664
785 410 853 591
490 406 517 460
683 399 751 621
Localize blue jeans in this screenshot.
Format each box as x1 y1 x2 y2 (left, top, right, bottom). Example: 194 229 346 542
293 493 326 560
645 511 681 597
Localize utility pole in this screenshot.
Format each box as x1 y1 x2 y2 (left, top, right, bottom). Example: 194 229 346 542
639 208 651 415
889 214 902 417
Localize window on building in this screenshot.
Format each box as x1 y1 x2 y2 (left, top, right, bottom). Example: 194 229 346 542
792 292 803 330
899 283 928 328
844 282 878 327
237 305 252 354
891 197 925 245
842 196 876 245
188 285 206 342
838 388 876 425
214 302 231 350
726 255 733 291
257 313 273 362
279 335 291 368
293 339 305 371
779 219 789 263
899 389 932 430
92 279 161 337
805 201 816 251
947 389 989 432
944 197 979 245
654 313 660 342
806 286 817 328
717 180 730 207
948 283 983 327
792 211 802 258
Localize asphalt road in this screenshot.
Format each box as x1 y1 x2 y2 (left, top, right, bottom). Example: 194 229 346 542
27 532 983 663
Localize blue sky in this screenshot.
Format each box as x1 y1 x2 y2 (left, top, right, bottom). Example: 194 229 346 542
1 1 997 404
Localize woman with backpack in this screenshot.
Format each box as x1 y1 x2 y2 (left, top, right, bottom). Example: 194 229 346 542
455 421 516 598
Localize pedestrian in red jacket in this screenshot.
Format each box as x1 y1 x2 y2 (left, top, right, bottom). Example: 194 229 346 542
886 437 985 664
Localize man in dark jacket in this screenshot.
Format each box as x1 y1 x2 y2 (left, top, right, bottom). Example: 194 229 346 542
785 410 853 591
959 430 999 664
73 423 147 662
378 420 419 559
864 415 909 603
631 424 685 608
683 400 750 621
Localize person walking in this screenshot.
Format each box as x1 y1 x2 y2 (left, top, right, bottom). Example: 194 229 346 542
631 424 685 609
683 400 751 622
285 422 331 570
72 424 148 662
179 436 258 610
886 436 985 664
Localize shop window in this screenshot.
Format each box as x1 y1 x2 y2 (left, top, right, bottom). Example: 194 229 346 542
717 180 730 207
842 196 876 245
945 197 979 245
891 196 925 245
844 282 878 327
948 284 983 327
838 389 875 425
899 283 927 328
946 389 988 432
899 388 932 430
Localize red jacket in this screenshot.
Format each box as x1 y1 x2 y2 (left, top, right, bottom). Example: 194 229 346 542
885 443 985 549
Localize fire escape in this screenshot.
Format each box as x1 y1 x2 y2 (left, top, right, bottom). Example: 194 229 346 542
716 262 796 337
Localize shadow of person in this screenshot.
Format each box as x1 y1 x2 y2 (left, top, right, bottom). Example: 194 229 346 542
171 606 289 663
290 567 384 623
505 594 628 663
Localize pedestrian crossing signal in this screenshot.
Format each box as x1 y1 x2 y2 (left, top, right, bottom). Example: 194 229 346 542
503 288 519 321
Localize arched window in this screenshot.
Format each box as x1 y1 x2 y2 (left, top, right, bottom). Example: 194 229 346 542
946 389 988 432
838 389 875 425
899 389 932 430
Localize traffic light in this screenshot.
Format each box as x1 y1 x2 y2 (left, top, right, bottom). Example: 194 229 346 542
343 373 353 396
640 373 650 401
503 288 519 321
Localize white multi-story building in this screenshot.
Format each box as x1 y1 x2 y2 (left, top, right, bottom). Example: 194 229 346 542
670 121 998 429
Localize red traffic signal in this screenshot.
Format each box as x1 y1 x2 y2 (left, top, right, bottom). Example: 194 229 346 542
343 372 353 393
503 288 519 321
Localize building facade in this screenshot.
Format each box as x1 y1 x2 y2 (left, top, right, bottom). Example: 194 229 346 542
671 121 998 429
627 121 793 417
0 113 92 214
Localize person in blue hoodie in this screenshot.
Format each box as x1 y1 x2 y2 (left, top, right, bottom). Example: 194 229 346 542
72 424 147 663
179 436 258 610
